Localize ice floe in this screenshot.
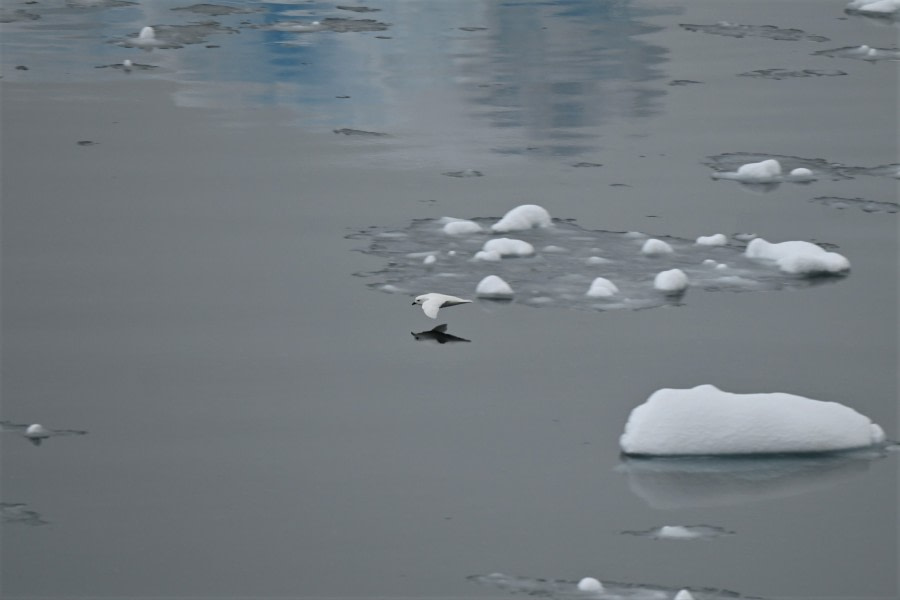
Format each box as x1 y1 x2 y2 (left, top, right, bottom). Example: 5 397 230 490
653 269 688 294
641 238 673 256
119 22 238 49
737 68 846 80
695 234 727 246
621 524 735 541
468 572 760 600
476 275 514 299
814 44 900 62
349 205 849 314
810 196 898 214
265 17 389 33
706 152 900 181
846 0 900 17
491 204 552 233
1 420 88 446
586 277 619 298
619 384 885 456
680 22 828 42
745 238 850 275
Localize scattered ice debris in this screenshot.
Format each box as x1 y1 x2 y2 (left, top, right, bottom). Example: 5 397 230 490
468 572 760 600
715 263 729 271
814 44 900 62
482 238 535 257
411 323 470 344
622 524 735 541
1 503 48 526
846 0 900 17
577 577 604 592
641 238 674 256
412 293 472 319
680 22 828 42
618 449 888 509
442 169 483 178
654 269 688 294
442 219 483 236
619 384 885 456
811 196 898 214
696 234 727 247
491 204 552 233
586 277 619 298
349 207 849 314
1 420 88 446
706 152 900 181
423 255 436 266
745 238 849 276
476 275 514 299
675 590 696 600
120 22 237 49
737 68 847 80
333 128 390 137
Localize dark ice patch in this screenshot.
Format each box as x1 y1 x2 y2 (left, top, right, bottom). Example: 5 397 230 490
680 22 828 42
811 196 899 214
336 5 381 13
737 68 847 80
442 170 483 178
333 128 390 137
1 503 48 526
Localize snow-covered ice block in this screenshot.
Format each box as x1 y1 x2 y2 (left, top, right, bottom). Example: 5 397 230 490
620 384 886 456
641 239 674 255
788 167 816 181
586 277 619 298
442 219 483 235
713 158 782 183
576 577 604 592
696 234 727 246
482 238 535 257
476 275 514 298
423 254 436 265
491 204 552 232
745 238 850 275
675 590 696 600
653 268 688 294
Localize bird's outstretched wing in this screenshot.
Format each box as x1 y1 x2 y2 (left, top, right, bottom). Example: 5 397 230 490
421 297 442 318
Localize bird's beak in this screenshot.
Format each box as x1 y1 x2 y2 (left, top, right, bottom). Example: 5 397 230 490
411 301 416 305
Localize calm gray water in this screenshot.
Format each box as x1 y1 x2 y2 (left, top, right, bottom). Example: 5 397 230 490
1 1 897 599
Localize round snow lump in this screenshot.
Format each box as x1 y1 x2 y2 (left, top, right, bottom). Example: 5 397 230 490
476 275 514 298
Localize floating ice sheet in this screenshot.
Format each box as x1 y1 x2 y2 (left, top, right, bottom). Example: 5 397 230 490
349 210 847 314
621 524 735 541
705 152 900 182
468 572 762 600
680 22 828 42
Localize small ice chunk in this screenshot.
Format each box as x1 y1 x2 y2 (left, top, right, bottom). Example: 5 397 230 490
696 234 727 246
491 204 552 232
847 0 900 15
733 233 758 242
472 250 501 262
542 245 567 253
620 384 886 455
737 158 782 180
788 167 815 181
641 239 673 256
476 275 514 298
658 525 703 539
447 250 457 256
122 59 133 70
675 590 696 600
586 277 619 298
443 219 483 235
623 231 646 239
702 259 717 266
483 238 535 257
423 255 436 265
653 269 688 294
715 263 728 270
745 238 850 275
25 424 51 439
139 26 155 41
586 256 611 265
576 577 604 592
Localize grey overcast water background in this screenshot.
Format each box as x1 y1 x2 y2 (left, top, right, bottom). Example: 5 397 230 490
1 0 897 599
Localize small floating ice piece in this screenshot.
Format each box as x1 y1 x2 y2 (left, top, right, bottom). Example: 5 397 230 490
25 424 51 439
476 275 514 299
122 58 133 71
442 219 482 235
641 239 673 256
713 158 782 183
542 245 567 253
586 277 619 298
491 204 551 232
675 590 696 600
622 524 735 540
653 269 688 294
482 238 535 257
788 167 816 181
695 234 727 246
472 250 501 262
745 238 850 275
619 384 886 456
423 255 436 265
846 0 900 15
586 256 611 265
576 577 604 592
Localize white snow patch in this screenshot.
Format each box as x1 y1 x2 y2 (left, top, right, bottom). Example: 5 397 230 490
653 269 688 294
491 204 552 232
442 219 483 235
483 238 535 257
586 277 619 298
620 384 886 456
696 234 727 247
576 577 604 592
476 275 514 298
641 239 674 256
745 238 850 275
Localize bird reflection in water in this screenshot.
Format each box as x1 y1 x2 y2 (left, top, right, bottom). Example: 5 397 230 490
411 324 471 344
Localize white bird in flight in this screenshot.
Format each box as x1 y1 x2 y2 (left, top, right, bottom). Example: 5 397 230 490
413 293 472 319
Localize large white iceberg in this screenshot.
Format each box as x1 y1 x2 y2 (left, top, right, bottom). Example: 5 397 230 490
745 238 850 275
491 204 552 232
620 385 885 456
